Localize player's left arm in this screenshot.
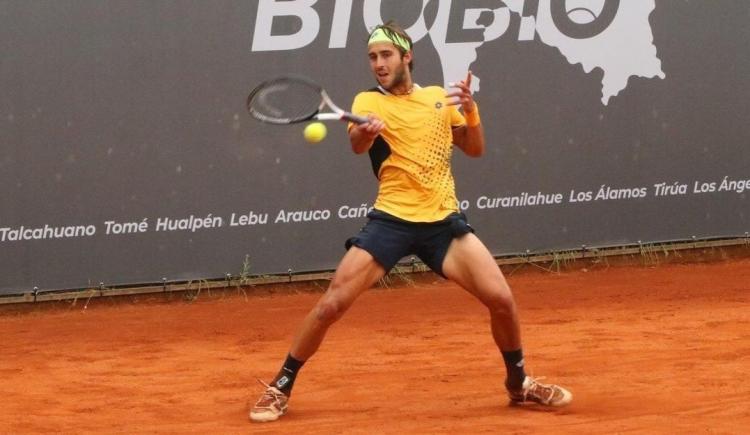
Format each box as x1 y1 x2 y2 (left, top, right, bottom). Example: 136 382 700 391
447 71 485 157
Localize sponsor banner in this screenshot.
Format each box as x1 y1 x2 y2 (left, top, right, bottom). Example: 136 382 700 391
1 1 747 294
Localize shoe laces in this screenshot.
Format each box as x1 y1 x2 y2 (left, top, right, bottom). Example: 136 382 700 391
255 379 286 408
525 377 560 402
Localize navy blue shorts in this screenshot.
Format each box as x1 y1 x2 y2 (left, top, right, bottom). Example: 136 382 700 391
345 209 475 277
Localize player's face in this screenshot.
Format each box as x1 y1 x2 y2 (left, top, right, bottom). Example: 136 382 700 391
368 42 411 92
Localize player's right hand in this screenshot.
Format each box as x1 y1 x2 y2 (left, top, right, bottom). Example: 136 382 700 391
358 114 385 136
349 114 385 153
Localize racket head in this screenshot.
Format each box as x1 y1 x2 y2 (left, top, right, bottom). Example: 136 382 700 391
247 75 325 124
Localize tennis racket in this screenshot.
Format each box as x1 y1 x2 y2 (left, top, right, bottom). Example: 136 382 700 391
247 75 368 125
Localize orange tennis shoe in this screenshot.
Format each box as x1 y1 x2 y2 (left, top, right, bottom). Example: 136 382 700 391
249 381 288 422
508 376 572 407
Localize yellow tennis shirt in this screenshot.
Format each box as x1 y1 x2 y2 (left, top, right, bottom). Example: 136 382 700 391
350 86 466 223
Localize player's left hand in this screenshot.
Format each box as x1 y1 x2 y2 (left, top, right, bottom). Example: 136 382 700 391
446 71 476 114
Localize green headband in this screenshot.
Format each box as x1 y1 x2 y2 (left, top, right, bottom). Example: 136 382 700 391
368 28 411 52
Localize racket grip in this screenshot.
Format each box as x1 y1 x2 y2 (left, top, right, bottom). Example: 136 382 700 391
342 113 369 124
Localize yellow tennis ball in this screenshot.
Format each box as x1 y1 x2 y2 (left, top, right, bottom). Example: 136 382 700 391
303 122 327 143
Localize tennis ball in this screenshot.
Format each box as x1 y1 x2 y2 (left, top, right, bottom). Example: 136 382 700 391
304 122 327 143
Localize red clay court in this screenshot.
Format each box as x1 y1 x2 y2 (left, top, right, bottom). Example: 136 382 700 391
1 253 749 434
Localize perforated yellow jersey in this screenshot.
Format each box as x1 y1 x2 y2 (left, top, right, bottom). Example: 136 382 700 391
350 86 466 222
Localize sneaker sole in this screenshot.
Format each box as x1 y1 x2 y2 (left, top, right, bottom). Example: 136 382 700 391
249 407 287 422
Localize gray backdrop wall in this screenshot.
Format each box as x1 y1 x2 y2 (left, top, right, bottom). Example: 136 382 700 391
1 0 748 295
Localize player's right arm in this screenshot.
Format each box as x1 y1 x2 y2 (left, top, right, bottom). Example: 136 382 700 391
349 116 385 154
348 93 385 154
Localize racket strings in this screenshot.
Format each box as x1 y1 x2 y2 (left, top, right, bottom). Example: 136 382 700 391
248 79 322 123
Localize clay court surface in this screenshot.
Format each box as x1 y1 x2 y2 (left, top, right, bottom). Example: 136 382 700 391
1 254 749 434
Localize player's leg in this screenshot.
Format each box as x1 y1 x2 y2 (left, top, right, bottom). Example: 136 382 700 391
290 246 386 360
250 246 386 422
441 232 523 370
441 233 572 407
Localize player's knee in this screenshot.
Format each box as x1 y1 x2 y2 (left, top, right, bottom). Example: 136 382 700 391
484 290 516 318
315 299 343 324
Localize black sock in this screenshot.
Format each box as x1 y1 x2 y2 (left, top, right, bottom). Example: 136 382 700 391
271 353 305 396
501 349 527 391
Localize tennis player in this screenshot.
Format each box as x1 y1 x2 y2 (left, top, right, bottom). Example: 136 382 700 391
250 21 572 423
